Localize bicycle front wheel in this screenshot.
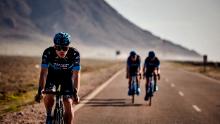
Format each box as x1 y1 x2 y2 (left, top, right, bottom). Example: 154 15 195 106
53 103 64 124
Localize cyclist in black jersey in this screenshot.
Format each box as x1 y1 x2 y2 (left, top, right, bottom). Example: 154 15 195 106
126 51 141 95
35 32 80 124
143 51 160 100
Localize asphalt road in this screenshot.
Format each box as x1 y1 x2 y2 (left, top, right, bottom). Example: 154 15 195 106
74 63 220 124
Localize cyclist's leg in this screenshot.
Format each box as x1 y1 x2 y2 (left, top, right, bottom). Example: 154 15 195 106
136 74 140 87
44 94 54 116
128 74 131 89
145 77 149 95
61 78 75 124
44 80 56 123
153 70 157 91
136 75 141 95
63 98 74 124
144 74 150 100
128 76 132 95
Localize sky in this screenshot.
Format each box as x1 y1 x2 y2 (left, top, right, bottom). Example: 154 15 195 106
105 0 220 61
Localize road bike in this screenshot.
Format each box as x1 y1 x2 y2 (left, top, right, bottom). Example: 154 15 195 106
130 76 139 104
145 73 155 106
43 90 65 124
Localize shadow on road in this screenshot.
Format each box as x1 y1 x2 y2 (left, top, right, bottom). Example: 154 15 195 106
82 98 143 107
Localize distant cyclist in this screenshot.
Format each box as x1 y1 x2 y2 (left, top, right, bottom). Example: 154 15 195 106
126 51 141 95
35 32 81 124
143 51 160 100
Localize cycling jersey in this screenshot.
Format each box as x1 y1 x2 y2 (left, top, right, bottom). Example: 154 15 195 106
144 57 160 77
41 46 81 97
127 55 141 76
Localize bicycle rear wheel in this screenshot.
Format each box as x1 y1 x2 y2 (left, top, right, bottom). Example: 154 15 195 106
148 83 153 106
132 94 135 104
149 96 152 106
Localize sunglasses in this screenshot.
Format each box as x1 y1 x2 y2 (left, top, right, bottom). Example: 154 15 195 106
55 45 69 51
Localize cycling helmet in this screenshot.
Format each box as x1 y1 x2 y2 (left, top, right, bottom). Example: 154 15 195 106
130 51 136 57
53 32 71 46
148 51 155 58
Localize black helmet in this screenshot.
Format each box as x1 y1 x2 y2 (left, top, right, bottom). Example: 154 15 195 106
130 51 136 57
148 51 155 58
53 32 71 46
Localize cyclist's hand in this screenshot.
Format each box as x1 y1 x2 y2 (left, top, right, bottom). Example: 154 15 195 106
35 93 43 103
73 94 80 104
126 73 129 79
139 73 142 79
157 74 161 80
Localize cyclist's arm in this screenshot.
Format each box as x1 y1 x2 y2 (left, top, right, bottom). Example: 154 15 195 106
138 56 141 74
72 70 80 93
126 64 130 78
143 59 147 74
156 67 160 74
126 58 130 78
156 58 160 74
142 65 146 74
38 67 48 93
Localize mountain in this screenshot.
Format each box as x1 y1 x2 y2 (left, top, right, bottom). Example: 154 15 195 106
0 0 201 60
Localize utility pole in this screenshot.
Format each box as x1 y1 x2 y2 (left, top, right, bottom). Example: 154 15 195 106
203 55 207 72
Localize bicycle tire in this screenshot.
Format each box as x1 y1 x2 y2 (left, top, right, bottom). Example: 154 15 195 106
132 94 135 104
149 81 153 106
53 103 64 124
131 80 136 104
149 96 152 106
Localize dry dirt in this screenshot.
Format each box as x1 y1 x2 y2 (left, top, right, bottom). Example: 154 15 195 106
0 55 124 124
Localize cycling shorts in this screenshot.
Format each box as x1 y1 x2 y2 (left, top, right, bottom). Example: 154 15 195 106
45 73 75 99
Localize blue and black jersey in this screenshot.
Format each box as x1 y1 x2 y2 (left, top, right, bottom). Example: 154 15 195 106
41 47 80 70
41 46 81 95
127 55 141 76
144 57 160 74
41 46 80 81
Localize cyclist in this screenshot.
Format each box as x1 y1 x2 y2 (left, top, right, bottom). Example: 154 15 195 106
143 51 160 101
126 51 141 96
35 32 81 124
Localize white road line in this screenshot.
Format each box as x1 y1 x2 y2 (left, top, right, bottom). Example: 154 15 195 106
171 83 175 87
192 105 202 112
74 69 124 112
178 91 184 96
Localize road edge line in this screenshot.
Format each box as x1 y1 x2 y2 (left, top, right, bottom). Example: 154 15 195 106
192 105 202 112
74 69 124 112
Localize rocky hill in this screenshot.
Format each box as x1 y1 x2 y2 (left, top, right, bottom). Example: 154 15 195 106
0 0 201 60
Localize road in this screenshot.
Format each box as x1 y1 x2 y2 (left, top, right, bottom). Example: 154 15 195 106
74 63 220 124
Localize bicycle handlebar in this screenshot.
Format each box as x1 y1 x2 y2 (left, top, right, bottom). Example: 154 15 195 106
42 91 73 95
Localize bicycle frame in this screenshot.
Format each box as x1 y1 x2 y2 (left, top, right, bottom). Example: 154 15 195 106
43 90 64 124
131 76 138 104
53 91 64 124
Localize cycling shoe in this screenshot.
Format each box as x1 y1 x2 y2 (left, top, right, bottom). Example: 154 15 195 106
46 116 53 124
128 88 132 96
144 95 149 101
